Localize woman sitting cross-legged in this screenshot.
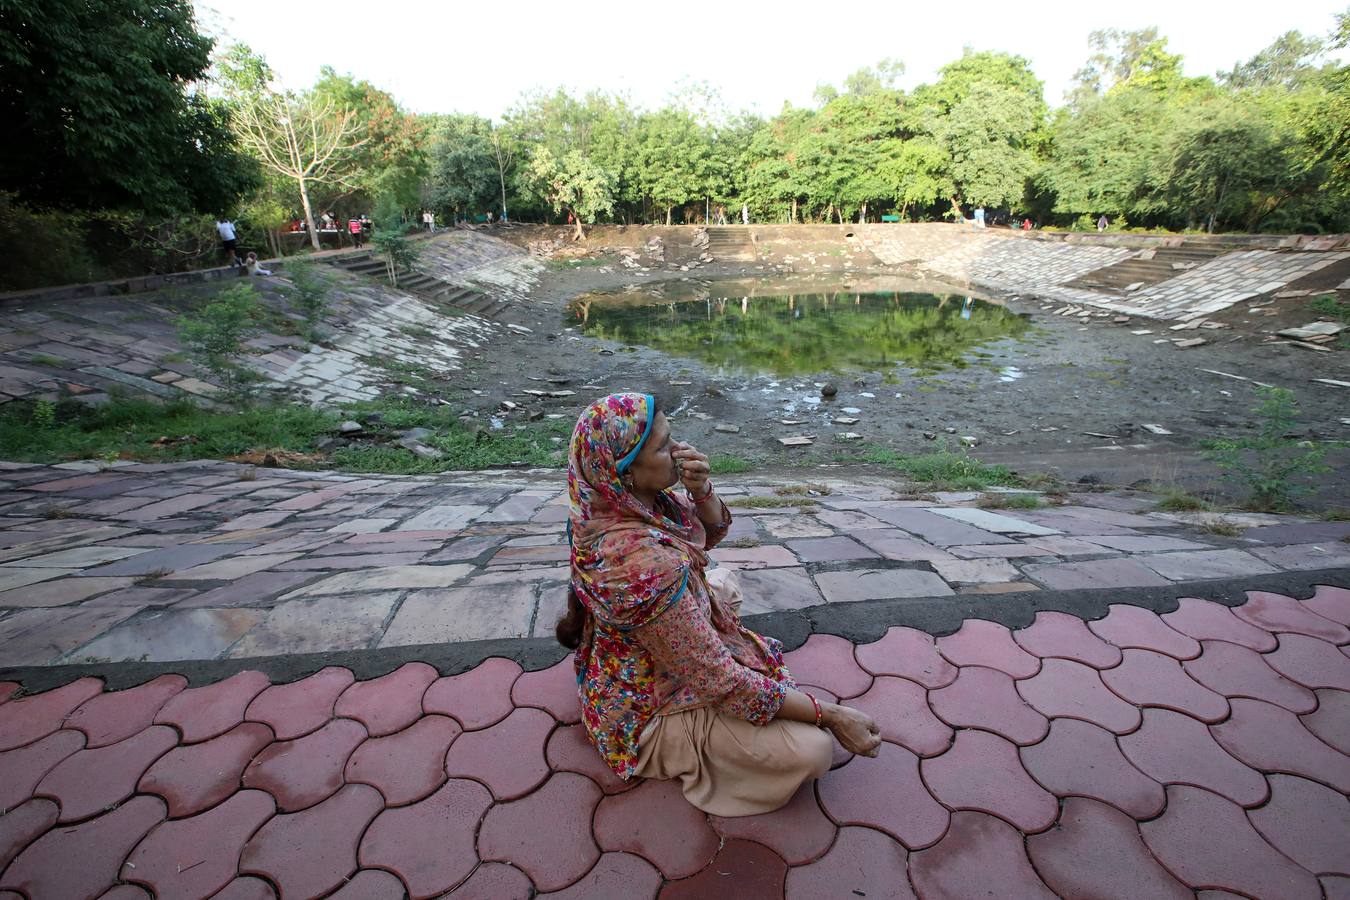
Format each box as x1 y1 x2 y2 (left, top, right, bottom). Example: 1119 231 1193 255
556 393 881 816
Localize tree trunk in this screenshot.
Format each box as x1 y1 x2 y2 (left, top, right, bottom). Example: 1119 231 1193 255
948 196 963 222
665 205 672 226
573 210 585 241
791 197 797 223
299 177 320 250
860 201 867 223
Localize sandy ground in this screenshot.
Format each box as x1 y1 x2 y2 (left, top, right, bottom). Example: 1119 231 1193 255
446 247 1349 508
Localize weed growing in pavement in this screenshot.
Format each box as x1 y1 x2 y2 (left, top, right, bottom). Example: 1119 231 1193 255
31 398 56 429
1199 517 1244 537
856 443 1020 491
977 493 1043 510
1155 489 1211 512
176 284 264 403
727 496 820 509
774 483 833 496
1202 386 1329 511
1308 293 1349 323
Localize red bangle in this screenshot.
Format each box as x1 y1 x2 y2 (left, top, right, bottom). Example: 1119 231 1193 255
805 691 823 728
689 480 714 502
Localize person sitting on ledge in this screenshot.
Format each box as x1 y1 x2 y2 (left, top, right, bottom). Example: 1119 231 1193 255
556 392 881 816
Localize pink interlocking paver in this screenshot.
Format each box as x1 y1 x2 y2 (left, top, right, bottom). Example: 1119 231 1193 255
816 741 949 850
1013 610 1122 668
1211 697 1350 792
62 674 186 748
1119 708 1269 807
441 863 532 898
125 789 274 900
36 724 177 822
154 670 270 743
0 729 85 812
1264 633 1350 691
0 795 165 900
478 772 602 892
852 626 957 687
1162 597 1279 651
1017 658 1142 733
592 778 720 879
1303 688 1350 754
660 839 787 899
1233 590 1350 643
139 722 273 817
708 783 838 866
1019 717 1165 819
1182 640 1318 713
539 852 662 900
909 811 1056 900
443 707 552 800
0 799 58 873
327 869 407 900
241 717 366 811
240 783 384 900
935 618 1040 677
423 657 521 729
929 666 1049 745
1141 785 1321 899
511 655 582 723
0 682 17 704
544 723 635 794
783 825 914 900
333 661 438 736
781 633 874 699
1248 774 1350 876
1028 797 1191 899
0 676 102 751
921 729 1058 833
1088 603 1202 658
1305 583 1350 626
850 675 953 757
1101 648 1231 722
358 778 494 898
245 666 354 740
344 714 459 805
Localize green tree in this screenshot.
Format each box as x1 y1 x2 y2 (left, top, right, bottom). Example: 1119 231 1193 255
518 147 615 239
0 0 256 214
1221 30 1326 89
425 114 499 221
311 68 426 210
935 82 1043 210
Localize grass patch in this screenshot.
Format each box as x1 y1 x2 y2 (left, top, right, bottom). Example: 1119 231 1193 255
1154 489 1211 512
1320 508 1350 521
977 493 1043 510
727 496 820 509
710 453 757 474
856 444 1020 491
1308 293 1349 323
1199 517 1244 537
774 483 832 496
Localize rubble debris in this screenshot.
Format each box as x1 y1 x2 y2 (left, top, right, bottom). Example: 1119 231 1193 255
778 436 814 447
1313 378 1350 388
395 428 445 460
1131 329 1154 335
1174 338 1208 349
959 435 979 447
833 416 860 425
1082 431 1118 439
1124 283 1144 292
338 421 363 434
1273 289 1310 298
1140 424 1173 435
1288 340 1331 352
836 432 863 441
923 431 937 440
1278 322 1345 340
1198 369 1273 388
820 383 838 398
714 424 741 434
779 419 804 426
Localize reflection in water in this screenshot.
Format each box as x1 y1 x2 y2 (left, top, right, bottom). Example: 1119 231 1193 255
569 285 1028 378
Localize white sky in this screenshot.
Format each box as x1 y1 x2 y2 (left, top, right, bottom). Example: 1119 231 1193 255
196 0 1347 117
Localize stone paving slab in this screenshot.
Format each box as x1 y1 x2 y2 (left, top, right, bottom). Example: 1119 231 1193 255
0 461 1343 668
0 585 1346 897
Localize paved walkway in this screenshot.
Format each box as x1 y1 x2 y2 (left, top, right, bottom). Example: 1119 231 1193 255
2 460 1349 669
0 585 1348 898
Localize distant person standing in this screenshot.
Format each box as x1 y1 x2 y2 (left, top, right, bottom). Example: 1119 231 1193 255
360 214 373 241
216 217 238 267
1021 218 1033 231
348 216 363 248
1097 215 1109 232
741 203 749 225
974 206 986 229
423 210 435 233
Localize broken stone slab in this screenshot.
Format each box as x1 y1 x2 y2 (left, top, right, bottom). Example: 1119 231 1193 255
1277 322 1345 340
1140 424 1173 435
832 417 859 425
1131 329 1154 335
959 436 979 447
779 419 804 426
339 421 363 434
835 432 862 441
778 436 814 447
1312 378 1350 388
1124 282 1144 292
506 324 533 334
1288 339 1331 352
1169 319 1203 331
547 390 576 398
1274 289 1311 298
1112 316 1130 323
714 424 741 434
1174 338 1208 349
500 400 519 411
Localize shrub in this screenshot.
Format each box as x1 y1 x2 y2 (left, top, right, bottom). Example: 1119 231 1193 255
1202 386 1329 511
177 284 263 402
285 259 332 339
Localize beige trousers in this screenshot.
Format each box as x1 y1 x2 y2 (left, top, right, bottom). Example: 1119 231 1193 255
635 705 834 817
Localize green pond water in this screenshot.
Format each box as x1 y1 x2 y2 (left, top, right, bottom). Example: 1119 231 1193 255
568 284 1029 378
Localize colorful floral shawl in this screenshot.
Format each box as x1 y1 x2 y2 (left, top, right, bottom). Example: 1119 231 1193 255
567 393 790 778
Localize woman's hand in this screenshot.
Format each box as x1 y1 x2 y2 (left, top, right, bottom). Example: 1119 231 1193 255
671 441 711 498
823 703 881 758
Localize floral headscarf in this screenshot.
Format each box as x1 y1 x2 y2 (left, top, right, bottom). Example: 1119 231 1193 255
567 393 708 633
